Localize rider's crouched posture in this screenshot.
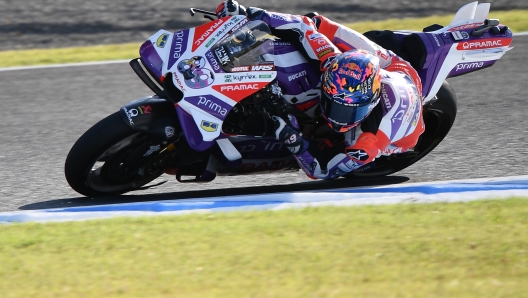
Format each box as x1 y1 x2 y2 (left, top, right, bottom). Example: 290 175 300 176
217 0 425 179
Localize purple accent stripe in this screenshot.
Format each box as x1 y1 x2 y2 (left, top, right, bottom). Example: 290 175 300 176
416 33 450 98
139 41 163 79
205 50 225 73
274 64 309 73
167 30 190 70
185 95 233 121
272 43 300 55
176 106 215 151
275 64 319 96
262 12 301 28
333 36 355 50
448 60 496 77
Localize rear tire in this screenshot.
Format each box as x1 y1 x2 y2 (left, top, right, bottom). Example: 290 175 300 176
348 80 457 177
65 112 166 197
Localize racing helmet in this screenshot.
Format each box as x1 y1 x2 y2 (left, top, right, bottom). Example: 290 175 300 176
320 49 382 132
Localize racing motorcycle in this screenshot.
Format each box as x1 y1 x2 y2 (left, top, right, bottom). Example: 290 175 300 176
65 1 513 197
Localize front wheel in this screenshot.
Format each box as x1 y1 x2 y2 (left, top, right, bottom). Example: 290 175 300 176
65 112 171 197
348 80 457 178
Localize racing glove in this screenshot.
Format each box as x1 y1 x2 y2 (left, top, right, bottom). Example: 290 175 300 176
216 0 247 18
272 115 309 155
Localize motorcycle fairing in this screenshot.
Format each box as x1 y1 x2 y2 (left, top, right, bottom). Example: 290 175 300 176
392 1 513 103
175 105 216 152
264 42 321 116
227 137 293 159
142 17 282 152
216 156 299 174
134 1 514 167
139 36 166 80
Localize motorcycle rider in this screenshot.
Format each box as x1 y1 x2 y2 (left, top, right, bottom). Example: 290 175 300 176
216 0 425 179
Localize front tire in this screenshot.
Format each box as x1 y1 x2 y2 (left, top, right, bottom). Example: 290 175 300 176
65 112 167 197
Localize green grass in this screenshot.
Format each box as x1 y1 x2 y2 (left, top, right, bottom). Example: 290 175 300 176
1 10 526 69
0 43 140 68
1 198 527 297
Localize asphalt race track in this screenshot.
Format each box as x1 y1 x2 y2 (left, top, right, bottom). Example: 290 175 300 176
0 34 526 213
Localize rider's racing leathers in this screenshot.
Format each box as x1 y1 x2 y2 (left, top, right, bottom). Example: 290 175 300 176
247 7 425 179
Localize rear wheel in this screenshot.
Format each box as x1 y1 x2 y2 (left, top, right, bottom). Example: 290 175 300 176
65 112 172 197
348 80 457 178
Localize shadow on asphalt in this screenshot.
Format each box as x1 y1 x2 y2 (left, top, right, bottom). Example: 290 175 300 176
19 176 409 210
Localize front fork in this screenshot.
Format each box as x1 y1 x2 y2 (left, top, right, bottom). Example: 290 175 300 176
119 95 215 182
119 95 180 140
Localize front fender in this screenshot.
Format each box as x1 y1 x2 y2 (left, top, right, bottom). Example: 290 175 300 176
119 96 179 140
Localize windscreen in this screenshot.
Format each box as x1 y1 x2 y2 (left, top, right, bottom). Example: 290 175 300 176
211 21 275 72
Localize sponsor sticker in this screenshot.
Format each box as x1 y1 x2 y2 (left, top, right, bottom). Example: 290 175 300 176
251 64 274 71
432 34 441 47
197 96 229 117
337 68 361 80
231 66 250 72
451 31 469 41
228 18 249 35
322 56 336 70
316 44 332 53
205 38 216 48
447 23 483 32
186 95 232 119
273 41 292 46
156 34 169 48
122 107 138 125
232 74 257 81
220 83 259 92
165 126 175 139
317 49 334 59
456 37 511 50
271 13 289 22
193 19 224 51
173 72 187 92
212 82 269 102
167 30 189 69
454 61 484 72
346 149 369 161
223 73 262 82
214 46 230 65
381 87 392 110
205 51 221 72
137 105 152 114
288 70 307 81
201 120 219 132
308 33 323 40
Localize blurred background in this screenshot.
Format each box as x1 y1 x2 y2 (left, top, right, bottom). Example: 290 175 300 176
1 0 526 51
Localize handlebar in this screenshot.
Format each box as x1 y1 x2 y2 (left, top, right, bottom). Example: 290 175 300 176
189 8 217 21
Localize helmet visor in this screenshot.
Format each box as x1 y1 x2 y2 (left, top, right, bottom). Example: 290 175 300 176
321 93 379 131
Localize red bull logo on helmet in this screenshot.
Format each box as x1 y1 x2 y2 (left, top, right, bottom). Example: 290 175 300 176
337 62 362 80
